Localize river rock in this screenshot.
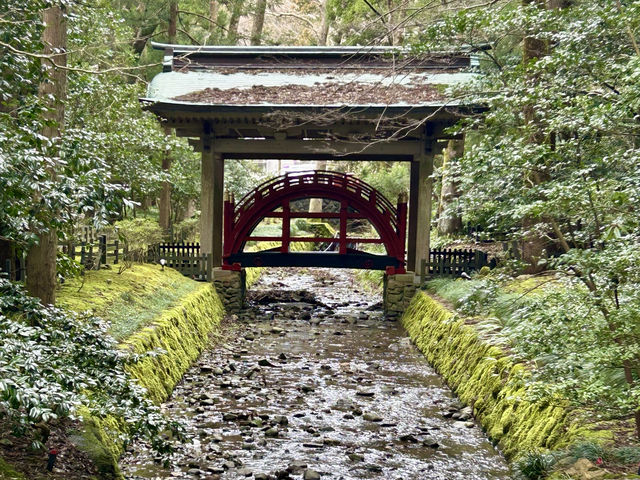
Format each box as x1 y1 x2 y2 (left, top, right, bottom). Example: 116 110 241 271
274 415 289 425
363 412 382 422
287 460 308 473
303 469 321 480
458 406 473 420
258 358 276 367
422 437 439 448
356 389 375 397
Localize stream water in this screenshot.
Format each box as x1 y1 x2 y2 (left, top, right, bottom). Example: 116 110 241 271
122 268 511 480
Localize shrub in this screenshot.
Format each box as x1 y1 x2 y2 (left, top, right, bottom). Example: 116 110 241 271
515 451 556 480
0 278 183 453
114 218 163 263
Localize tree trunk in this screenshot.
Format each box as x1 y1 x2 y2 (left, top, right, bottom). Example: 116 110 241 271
226 1 242 44
159 128 172 235
27 4 67 305
250 0 267 46
520 0 549 270
319 0 330 46
437 139 464 236
309 160 327 213
168 1 178 43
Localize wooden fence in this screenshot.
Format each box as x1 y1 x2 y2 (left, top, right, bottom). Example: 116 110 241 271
420 248 490 281
148 242 210 281
60 235 123 270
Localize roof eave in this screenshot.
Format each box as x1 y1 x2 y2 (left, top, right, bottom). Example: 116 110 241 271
140 97 483 114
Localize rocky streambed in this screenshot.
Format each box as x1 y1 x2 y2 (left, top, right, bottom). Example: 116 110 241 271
122 268 511 480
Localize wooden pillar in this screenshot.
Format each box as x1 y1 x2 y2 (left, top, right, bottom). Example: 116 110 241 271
201 140 224 267
407 143 435 275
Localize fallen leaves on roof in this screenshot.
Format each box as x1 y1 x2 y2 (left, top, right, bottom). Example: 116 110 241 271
173 82 446 105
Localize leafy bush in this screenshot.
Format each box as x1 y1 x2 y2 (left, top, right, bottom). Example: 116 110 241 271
114 218 163 263
173 215 200 242
0 278 183 453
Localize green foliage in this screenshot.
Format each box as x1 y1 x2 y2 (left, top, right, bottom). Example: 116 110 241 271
334 161 408 203
515 451 556 480
225 160 273 199
115 218 163 261
0 278 184 454
56 250 83 280
172 215 200 243
414 0 640 435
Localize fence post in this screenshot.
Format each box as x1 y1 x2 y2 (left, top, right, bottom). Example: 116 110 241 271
99 235 107 265
114 240 119 264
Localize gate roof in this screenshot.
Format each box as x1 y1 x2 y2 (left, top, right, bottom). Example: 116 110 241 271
141 43 482 160
143 43 477 109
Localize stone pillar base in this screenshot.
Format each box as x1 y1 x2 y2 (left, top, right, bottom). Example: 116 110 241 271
383 272 417 319
212 268 246 314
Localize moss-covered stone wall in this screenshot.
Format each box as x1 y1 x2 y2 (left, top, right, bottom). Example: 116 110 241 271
123 282 224 404
402 291 603 459
75 281 224 478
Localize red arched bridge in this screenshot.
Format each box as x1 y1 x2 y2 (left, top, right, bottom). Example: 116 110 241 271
222 171 407 273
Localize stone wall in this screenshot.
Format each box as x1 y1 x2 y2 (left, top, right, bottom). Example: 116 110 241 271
75 282 225 478
401 291 608 459
383 272 417 319
212 268 246 313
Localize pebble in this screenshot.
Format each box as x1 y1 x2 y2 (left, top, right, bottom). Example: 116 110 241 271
258 358 276 367
121 271 509 480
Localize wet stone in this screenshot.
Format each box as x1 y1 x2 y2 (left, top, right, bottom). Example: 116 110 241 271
303 469 321 480
362 412 383 422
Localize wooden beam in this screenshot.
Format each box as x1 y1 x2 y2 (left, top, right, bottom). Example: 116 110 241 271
410 145 435 275
407 157 419 272
209 138 422 160
200 141 214 257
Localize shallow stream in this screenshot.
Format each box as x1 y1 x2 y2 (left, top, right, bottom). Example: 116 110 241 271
122 268 511 480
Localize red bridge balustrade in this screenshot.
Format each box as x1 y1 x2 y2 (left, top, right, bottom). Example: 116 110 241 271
222 171 407 273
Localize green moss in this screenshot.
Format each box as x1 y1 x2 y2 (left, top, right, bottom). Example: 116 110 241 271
70 408 126 480
0 457 25 480
294 219 336 238
401 292 601 459
354 270 384 293
59 266 225 477
57 264 202 341
123 283 224 404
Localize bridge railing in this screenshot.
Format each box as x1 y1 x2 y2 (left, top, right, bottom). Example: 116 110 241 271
233 171 399 231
